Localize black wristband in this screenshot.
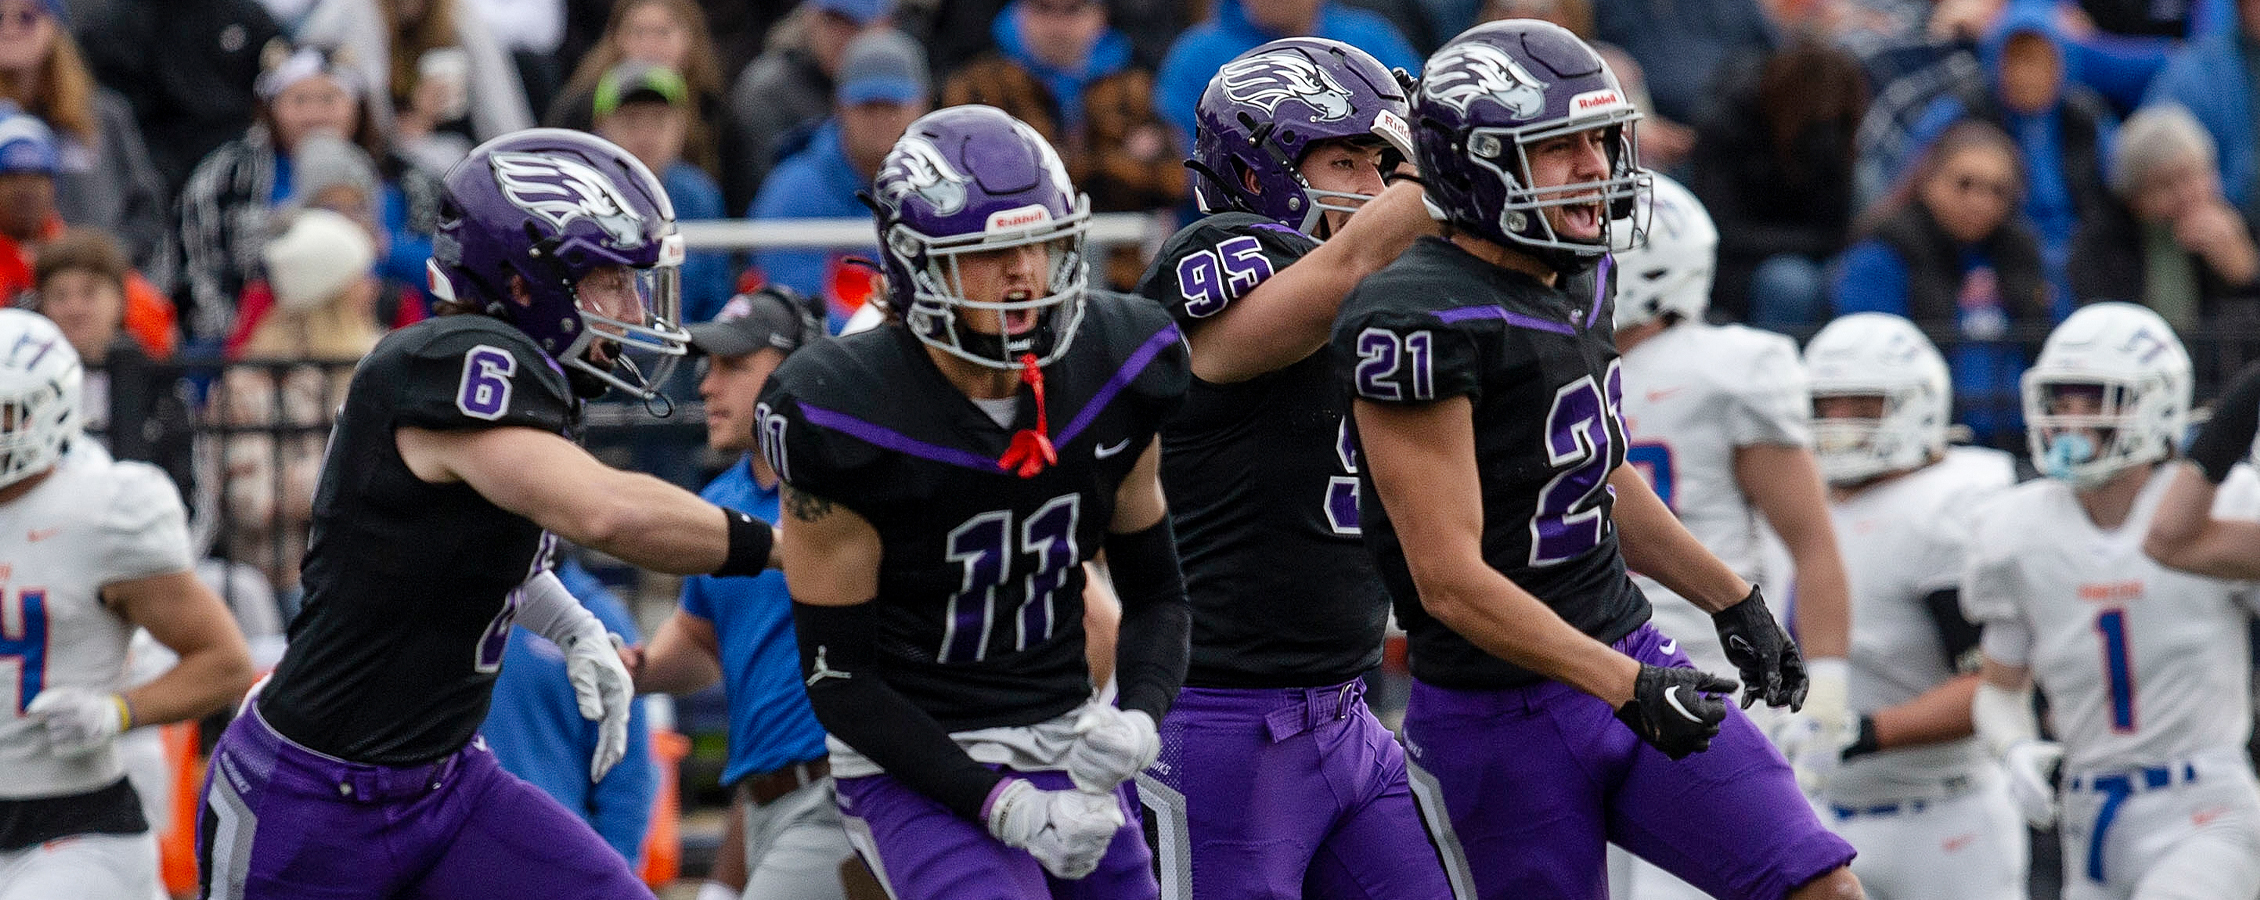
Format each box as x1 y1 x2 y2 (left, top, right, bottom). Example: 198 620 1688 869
2189 361 2260 483
1840 715 1882 761
715 508 774 578
1384 169 1425 188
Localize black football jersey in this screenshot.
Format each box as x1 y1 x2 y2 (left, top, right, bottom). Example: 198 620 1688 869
758 293 1188 732
1333 238 1650 690
1137 213 1387 688
258 316 574 765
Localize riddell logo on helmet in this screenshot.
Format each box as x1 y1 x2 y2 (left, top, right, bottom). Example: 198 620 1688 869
986 205 1052 232
1570 90 1626 117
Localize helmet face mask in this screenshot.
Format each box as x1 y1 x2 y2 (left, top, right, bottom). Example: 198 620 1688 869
1803 312 1951 486
1192 37 1413 235
427 129 692 401
0 310 81 491
1415 20 1650 269
873 105 1093 370
2019 302 2191 489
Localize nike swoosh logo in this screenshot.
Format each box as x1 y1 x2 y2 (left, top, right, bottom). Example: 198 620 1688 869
25 528 58 543
1094 438 1132 459
1659 638 1678 656
1663 686 1701 722
1645 387 1685 403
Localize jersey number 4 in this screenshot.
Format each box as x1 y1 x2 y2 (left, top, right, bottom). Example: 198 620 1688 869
1 588 48 713
941 496 1080 664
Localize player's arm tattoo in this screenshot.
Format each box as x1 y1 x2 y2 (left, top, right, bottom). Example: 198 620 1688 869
784 486 837 523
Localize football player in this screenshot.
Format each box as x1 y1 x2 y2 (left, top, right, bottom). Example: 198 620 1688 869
1130 37 1462 900
1965 302 2260 900
195 129 781 900
1606 172 1855 900
759 105 1190 899
1334 20 1863 900
1795 313 2026 900
0 309 254 900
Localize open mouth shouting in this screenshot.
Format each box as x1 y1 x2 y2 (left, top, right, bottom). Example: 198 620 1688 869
1002 291 1040 336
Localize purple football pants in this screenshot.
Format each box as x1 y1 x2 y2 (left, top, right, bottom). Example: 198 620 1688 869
1138 680 1467 899
1401 623 1854 900
833 767 1153 900
196 704 652 900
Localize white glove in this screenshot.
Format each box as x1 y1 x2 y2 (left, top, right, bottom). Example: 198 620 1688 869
565 631 633 782
2002 739 2064 828
985 778 1125 880
26 688 129 756
1064 707 1159 794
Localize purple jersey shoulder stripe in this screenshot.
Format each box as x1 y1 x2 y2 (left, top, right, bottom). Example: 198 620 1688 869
1056 323 1183 446
1248 222 1305 238
1587 254 1611 329
796 401 1000 472
1432 304 1576 335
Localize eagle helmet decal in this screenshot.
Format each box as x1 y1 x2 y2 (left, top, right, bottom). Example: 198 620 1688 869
1218 51 1354 122
1423 41 1549 120
875 135 971 217
489 151 647 248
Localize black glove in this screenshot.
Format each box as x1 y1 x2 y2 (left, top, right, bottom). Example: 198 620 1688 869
1711 586 1809 710
1839 715 1882 763
1615 664 1737 759
2189 360 2260 484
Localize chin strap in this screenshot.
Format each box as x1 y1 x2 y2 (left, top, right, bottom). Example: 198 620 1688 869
998 352 1058 478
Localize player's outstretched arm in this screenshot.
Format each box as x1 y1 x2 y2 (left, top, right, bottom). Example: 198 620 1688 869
398 424 774 577
2151 360 2260 577
1610 464 1753 613
1185 180 1433 384
106 571 256 728
633 609 724 695
1734 445 1850 660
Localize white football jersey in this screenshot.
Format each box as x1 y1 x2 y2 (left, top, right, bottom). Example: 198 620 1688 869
1826 447 2016 805
0 442 192 800
1618 321 1810 671
1962 464 2260 773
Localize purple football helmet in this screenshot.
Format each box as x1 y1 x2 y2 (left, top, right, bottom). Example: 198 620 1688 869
1414 20 1648 269
870 104 1091 370
427 127 691 400
1192 37 1412 233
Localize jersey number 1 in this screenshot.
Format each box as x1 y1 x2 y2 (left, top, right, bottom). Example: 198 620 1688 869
2095 608 2137 732
941 496 1080 663
1 588 47 713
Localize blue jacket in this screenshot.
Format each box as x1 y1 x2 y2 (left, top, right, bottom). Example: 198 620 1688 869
2145 28 2257 213
481 560 656 866
664 160 736 325
748 120 877 330
1154 0 1419 144
679 456 829 785
994 1 1135 133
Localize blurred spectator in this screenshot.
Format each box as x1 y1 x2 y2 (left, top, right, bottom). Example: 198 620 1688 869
175 44 442 342
1154 0 1419 145
748 27 926 328
2144 0 2260 223
1853 46 1983 212
0 112 174 354
462 0 570 117
0 0 168 273
1928 0 2202 113
1909 4 2118 292
297 0 534 158
483 556 657 868
236 207 384 368
592 61 734 323
551 0 735 192
727 0 885 215
1593 0 1774 175
74 0 282 197
694 0 798 77
2069 102 2260 330
1690 37 1867 327
940 0 1184 287
31 228 194 492
1835 120 2058 448
1475 0 1694 172
272 131 436 328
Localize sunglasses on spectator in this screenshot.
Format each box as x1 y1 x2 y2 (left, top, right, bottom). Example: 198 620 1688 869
0 6 46 30
1948 173 2017 201
1024 0 1096 15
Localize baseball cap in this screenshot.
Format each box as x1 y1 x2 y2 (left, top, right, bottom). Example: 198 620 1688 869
808 0 889 25
0 112 59 177
594 62 691 117
836 29 929 106
688 287 822 358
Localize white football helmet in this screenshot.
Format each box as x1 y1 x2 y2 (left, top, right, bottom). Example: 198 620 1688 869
0 309 81 490
1612 173 1716 331
1804 313 1952 486
2021 302 2191 488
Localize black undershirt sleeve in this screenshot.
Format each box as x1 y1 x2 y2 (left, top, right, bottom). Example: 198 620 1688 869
791 600 1004 823
1105 516 1192 722
1923 588 1984 675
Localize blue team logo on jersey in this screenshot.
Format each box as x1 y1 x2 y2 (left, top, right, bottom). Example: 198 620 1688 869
490 151 647 248
875 136 971 217
1424 42 1549 120
1220 53 1354 122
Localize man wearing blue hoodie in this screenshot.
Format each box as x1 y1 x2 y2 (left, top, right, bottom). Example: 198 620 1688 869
1153 0 1418 145
2146 0 2260 224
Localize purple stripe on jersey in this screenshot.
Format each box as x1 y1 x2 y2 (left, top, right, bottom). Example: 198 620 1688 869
1432 304 1576 335
798 402 1001 472
1588 254 1611 328
1055 324 1183 446
1249 222 1303 238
